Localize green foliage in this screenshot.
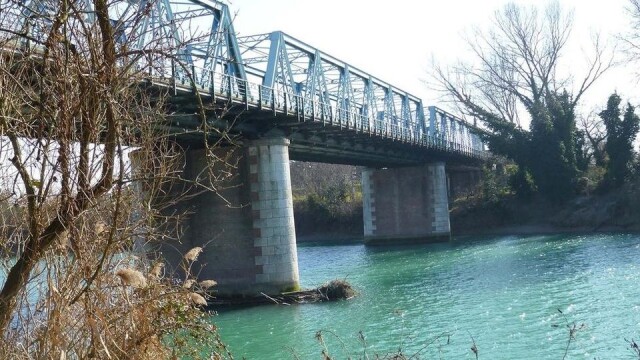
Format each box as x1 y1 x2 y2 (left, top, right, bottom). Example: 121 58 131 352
508 167 536 200
293 180 363 235
478 92 580 202
475 111 531 170
291 162 363 236
480 167 502 205
479 162 513 205
454 161 515 226
528 92 579 201
575 166 605 195
600 93 640 187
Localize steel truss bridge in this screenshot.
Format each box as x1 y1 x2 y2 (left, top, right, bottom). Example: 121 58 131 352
2 0 487 167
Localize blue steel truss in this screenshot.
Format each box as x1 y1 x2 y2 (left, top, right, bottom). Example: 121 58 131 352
0 0 485 158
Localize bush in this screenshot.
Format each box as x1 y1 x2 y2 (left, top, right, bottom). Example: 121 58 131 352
294 182 363 235
290 162 363 236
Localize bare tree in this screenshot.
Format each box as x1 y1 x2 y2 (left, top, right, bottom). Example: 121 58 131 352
578 111 607 166
622 0 640 69
433 1 612 200
290 162 363 235
0 0 233 357
435 1 611 128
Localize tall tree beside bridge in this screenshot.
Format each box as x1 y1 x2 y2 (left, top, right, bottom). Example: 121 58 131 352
0 0 232 357
599 93 640 187
435 1 611 201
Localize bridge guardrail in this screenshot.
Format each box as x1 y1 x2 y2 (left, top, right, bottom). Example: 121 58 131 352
5 47 488 161
199 63 488 158
2 0 488 161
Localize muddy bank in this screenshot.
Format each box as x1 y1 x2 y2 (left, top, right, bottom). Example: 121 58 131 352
296 233 363 244
295 183 640 243
451 184 640 237
452 223 637 237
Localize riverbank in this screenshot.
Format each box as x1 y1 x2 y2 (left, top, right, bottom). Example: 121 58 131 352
296 233 363 244
292 178 640 242
450 181 640 236
295 196 640 244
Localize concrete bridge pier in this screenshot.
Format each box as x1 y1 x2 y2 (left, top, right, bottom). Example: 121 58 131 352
149 134 299 295
362 162 450 245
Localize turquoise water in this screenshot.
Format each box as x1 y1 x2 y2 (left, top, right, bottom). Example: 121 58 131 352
213 234 640 359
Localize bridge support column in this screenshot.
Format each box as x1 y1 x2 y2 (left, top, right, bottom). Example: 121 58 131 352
153 136 299 295
244 136 299 293
362 162 450 245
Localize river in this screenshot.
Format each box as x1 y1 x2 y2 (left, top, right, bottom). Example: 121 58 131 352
212 233 640 359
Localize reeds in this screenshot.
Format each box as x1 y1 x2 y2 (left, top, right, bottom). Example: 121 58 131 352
115 268 148 288
184 247 203 262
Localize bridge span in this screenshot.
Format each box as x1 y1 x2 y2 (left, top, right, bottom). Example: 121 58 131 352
3 0 488 295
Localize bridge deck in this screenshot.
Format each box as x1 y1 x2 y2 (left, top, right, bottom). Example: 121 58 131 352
2 0 488 167
153 72 486 166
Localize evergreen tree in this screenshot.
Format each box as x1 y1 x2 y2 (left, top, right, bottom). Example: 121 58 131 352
435 2 608 202
600 93 640 187
528 92 578 201
476 91 580 202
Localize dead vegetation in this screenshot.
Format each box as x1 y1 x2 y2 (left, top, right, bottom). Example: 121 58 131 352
316 280 357 301
0 0 239 357
277 279 357 304
210 279 358 307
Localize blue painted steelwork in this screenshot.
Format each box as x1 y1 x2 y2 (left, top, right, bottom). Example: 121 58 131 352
236 31 484 157
0 0 486 158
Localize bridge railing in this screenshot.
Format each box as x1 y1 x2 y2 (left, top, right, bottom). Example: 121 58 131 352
198 62 487 158
153 60 488 159
1 0 488 160
235 31 488 159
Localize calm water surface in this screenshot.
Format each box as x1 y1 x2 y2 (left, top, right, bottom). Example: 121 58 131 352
212 234 640 359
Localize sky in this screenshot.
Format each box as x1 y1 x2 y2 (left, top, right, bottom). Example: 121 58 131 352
225 0 638 118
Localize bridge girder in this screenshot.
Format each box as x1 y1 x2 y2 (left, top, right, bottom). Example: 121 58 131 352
1 0 487 161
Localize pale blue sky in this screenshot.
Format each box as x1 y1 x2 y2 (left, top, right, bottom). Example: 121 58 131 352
227 0 636 116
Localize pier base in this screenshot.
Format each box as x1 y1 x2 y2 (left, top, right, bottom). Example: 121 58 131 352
152 135 299 295
362 162 450 245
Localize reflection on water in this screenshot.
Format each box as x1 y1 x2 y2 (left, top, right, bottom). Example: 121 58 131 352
212 234 640 358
